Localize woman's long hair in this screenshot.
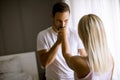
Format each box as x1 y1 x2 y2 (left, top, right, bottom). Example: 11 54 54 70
78 14 112 72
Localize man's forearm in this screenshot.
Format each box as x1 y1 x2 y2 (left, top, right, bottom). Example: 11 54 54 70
45 41 61 67
39 41 61 68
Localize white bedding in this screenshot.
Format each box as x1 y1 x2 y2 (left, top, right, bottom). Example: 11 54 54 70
0 54 34 80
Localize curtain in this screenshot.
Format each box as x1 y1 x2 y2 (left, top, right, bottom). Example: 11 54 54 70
64 0 120 80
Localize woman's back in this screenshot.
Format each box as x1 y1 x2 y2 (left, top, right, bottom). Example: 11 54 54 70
75 66 113 80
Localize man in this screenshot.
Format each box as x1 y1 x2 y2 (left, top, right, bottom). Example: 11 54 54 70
37 2 86 80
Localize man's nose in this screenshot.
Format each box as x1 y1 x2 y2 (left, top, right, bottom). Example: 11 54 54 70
61 22 65 28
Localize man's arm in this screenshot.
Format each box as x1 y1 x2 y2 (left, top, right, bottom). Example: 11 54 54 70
37 32 62 68
37 40 61 68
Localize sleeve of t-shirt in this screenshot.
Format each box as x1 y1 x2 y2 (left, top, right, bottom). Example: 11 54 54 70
76 32 84 49
37 32 48 51
77 36 84 49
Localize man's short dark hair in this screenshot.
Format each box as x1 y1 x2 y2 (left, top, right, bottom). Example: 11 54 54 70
52 2 70 17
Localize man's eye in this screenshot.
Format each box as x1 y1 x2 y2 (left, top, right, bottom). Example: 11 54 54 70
65 20 68 22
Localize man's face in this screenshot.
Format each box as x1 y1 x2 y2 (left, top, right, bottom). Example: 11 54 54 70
52 11 70 31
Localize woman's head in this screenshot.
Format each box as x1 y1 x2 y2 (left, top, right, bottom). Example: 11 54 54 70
78 14 111 72
78 14 106 51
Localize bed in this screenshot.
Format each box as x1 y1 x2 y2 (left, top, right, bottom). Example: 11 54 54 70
0 51 39 80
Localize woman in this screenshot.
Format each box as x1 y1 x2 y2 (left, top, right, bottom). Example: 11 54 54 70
61 14 114 80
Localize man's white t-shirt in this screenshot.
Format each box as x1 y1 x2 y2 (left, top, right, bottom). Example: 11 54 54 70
37 27 84 80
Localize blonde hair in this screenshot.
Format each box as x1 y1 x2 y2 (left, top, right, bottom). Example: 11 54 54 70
78 14 113 72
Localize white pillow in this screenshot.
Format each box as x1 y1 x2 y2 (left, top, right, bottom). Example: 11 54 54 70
0 56 22 73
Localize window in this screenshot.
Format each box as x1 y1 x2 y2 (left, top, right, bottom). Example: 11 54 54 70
64 0 120 79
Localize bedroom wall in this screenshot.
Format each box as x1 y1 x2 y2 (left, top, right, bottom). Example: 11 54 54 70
0 0 62 56
0 0 62 79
